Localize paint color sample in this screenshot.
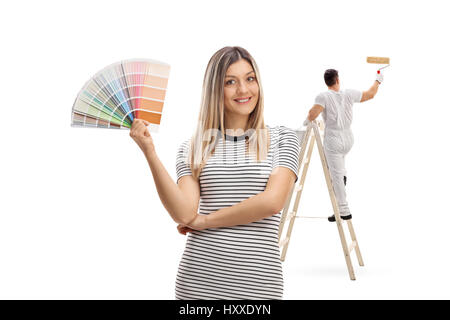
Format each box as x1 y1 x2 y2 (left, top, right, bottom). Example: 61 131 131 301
71 58 170 132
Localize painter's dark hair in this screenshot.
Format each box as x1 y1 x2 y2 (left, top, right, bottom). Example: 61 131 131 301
324 69 339 87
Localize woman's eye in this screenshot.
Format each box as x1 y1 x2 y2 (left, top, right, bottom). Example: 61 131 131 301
248 76 255 81
225 79 235 85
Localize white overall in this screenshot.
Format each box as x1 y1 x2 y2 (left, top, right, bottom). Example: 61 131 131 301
315 89 362 216
324 128 354 215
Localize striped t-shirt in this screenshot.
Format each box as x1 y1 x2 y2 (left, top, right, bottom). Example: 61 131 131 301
175 125 300 300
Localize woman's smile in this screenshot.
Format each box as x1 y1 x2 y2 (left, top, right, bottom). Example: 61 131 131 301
234 96 252 104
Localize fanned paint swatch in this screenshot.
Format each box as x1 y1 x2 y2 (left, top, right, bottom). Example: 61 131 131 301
71 58 170 132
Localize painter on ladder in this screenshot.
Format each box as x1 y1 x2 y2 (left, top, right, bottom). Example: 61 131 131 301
303 68 383 222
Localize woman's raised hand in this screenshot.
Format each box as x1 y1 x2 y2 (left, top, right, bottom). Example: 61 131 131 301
129 119 155 155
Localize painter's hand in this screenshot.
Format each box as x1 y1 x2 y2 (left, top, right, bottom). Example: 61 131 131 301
130 119 155 155
376 70 384 83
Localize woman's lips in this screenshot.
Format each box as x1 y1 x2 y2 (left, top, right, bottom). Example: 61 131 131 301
234 97 252 104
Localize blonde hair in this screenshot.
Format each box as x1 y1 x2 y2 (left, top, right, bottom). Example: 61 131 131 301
189 46 269 179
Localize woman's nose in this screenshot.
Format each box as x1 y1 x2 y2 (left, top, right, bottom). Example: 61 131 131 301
237 81 249 94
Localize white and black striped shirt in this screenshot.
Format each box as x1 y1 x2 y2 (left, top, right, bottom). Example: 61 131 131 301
175 125 300 300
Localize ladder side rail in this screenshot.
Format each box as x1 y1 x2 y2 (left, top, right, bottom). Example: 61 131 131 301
312 121 356 280
278 126 312 240
280 130 316 261
347 220 364 266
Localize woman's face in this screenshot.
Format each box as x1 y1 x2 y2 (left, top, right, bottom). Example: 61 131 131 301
223 59 259 120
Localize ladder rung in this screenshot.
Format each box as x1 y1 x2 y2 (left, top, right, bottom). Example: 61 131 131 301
295 184 303 192
296 216 328 219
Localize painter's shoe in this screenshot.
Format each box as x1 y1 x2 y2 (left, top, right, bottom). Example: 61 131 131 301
328 214 352 222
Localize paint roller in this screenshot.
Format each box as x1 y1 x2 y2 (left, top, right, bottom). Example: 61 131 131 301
367 56 390 74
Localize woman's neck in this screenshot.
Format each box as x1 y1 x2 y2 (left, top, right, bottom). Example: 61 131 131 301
224 115 249 132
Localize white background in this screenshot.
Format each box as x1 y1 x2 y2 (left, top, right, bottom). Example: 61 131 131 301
1 0 449 299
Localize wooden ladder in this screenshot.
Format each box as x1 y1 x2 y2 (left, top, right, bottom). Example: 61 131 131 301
278 120 364 280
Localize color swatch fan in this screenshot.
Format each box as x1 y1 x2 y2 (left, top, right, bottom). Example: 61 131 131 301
71 58 170 132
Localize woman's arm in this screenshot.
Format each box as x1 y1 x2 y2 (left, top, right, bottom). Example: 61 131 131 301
187 167 296 230
130 119 200 225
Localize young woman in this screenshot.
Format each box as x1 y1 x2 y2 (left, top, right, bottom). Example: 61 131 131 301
130 46 300 299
